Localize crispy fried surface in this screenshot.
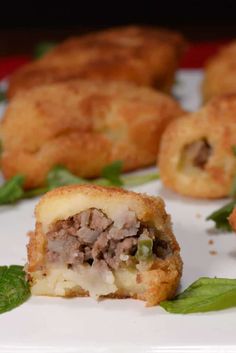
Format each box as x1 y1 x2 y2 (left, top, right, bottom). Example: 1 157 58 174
27 185 182 306
203 41 236 101
8 26 186 97
229 207 236 231
159 94 236 198
0 79 183 188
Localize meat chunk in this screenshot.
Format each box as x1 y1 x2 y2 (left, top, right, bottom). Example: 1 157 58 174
184 139 212 169
108 210 140 240
92 232 109 259
89 209 113 231
76 227 100 244
46 207 170 270
47 236 84 264
105 237 138 269
193 140 212 168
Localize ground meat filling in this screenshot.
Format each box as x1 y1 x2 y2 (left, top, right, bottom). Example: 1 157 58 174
182 138 212 169
46 208 171 270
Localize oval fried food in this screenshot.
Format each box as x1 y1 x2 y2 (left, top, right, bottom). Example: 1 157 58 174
0 79 183 189
229 207 236 231
203 41 236 101
8 26 186 98
159 94 236 199
27 184 182 306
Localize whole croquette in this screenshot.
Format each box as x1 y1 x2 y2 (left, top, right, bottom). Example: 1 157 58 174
0 79 183 188
203 41 236 101
8 26 186 98
159 94 236 199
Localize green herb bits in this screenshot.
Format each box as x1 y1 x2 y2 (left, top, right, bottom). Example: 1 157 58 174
136 239 153 261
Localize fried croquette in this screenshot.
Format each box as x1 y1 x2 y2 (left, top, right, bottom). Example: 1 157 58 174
203 41 236 101
27 184 182 306
0 79 183 189
8 26 186 98
229 207 236 231
159 94 236 199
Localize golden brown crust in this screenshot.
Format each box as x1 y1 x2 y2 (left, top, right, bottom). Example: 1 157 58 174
159 94 236 198
203 41 236 101
229 207 236 231
136 255 182 306
27 185 182 306
0 79 183 188
8 26 186 97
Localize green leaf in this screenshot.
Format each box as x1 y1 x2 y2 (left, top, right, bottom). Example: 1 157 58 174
136 239 153 261
206 201 236 231
34 41 57 59
0 163 159 206
121 172 159 187
101 161 123 186
0 265 30 314
47 165 87 188
91 177 114 187
0 175 25 204
160 277 236 314
24 187 50 198
0 91 6 102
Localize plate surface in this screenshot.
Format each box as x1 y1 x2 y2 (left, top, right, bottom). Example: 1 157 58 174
0 70 236 353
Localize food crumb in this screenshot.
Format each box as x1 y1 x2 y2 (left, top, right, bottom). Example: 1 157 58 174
208 239 214 245
209 250 217 255
196 213 202 218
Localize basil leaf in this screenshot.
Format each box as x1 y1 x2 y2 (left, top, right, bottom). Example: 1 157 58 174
0 163 159 205
121 172 159 187
206 201 236 231
0 265 30 314
34 41 57 59
47 166 87 188
101 160 123 186
160 277 236 314
0 175 25 204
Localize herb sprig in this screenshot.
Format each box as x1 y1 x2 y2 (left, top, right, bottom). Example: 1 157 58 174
0 161 159 205
161 277 236 314
206 201 236 231
0 265 30 314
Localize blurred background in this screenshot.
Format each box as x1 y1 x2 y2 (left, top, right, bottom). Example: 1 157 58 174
1 1 236 56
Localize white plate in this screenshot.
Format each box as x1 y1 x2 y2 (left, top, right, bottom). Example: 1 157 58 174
0 70 236 353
